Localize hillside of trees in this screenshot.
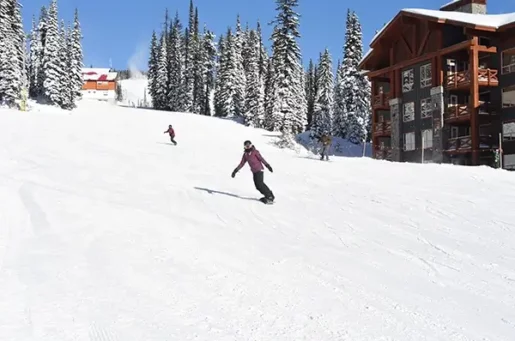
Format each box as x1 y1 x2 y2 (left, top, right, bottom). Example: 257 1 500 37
147 0 371 145
0 0 84 110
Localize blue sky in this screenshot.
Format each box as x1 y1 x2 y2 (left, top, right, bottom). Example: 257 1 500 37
22 0 515 71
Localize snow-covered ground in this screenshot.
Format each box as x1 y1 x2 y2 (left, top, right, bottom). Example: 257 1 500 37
1 100 515 340
118 76 151 108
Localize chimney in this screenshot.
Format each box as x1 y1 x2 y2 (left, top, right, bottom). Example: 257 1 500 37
440 0 487 14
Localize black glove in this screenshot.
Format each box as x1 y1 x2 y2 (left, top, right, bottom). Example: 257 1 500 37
266 164 273 173
231 169 237 178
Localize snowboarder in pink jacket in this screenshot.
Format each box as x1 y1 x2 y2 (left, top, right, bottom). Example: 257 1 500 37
232 140 275 202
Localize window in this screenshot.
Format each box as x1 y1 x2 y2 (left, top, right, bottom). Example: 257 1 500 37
505 154 515 170
404 132 415 151
403 102 415 122
502 86 515 108
97 81 108 86
422 129 433 149
503 122 515 141
421 98 432 119
420 63 432 88
502 48 515 74
402 69 414 93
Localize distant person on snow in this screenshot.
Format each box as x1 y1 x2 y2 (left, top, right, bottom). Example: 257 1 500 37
231 140 275 203
164 124 177 145
319 132 332 161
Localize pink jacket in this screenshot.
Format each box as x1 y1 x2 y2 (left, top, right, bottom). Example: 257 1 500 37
235 148 269 173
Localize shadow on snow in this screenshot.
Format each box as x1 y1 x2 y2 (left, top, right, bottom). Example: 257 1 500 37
194 187 259 202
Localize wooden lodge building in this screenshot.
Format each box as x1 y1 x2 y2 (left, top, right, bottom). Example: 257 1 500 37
359 0 515 169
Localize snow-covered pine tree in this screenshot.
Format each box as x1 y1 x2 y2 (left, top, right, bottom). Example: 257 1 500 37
340 10 371 144
256 21 268 82
305 59 316 128
192 8 205 114
332 58 347 137
269 0 305 144
168 12 183 111
10 0 26 94
233 15 246 117
311 49 333 138
243 29 265 127
214 29 236 117
147 30 159 107
42 0 63 106
70 9 84 102
35 6 48 98
213 34 225 116
200 26 217 115
0 0 25 106
58 20 72 109
154 33 169 110
28 16 40 98
180 0 195 112
293 63 308 134
263 56 275 131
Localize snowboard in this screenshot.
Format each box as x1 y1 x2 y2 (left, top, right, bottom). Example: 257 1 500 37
259 197 274 205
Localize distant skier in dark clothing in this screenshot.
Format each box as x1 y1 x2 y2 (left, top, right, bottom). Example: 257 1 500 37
164 125 177 145
319 132 332 161
232 140 275 203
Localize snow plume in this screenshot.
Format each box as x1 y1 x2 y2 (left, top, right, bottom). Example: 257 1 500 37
127 43 147 79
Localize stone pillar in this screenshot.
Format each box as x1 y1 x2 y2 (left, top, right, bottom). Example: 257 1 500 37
389 98 402 162
431 86 444 163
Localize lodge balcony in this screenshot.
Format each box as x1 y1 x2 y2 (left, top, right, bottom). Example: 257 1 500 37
446 135 472 152
445 135 498 153
374 147 392 160
445 68 498 90
372 92 391 109
373 120 391 137
444 102 497 123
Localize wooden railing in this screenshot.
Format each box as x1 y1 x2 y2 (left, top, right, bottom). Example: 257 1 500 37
373 120 392 136
373 93 390 108
445 105 469 121
446 68 498 88
478 69 498 86
447 135 472 151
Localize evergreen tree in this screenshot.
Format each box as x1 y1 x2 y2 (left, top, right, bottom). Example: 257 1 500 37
36 6 48 97
269 0 306 142
243 29 265 127
154 34 169 110
42 0 63 105
305 59 316 128
28 16 41 98
263 56 275 131
58 20 71 108
192 8 205 114
70 9 84 102
0 0 25 106
214 34 225 116
180 0 195 112
311 49 333 138
168 12 183 111
233 15 246 116
339 11 371 144
147 30 158 107
256 21 268 82
200 27 217 115
214 29 236 117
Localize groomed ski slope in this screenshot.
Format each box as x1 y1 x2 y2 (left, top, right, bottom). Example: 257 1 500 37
1 101 515 341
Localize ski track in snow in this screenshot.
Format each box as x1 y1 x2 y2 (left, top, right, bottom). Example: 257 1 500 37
0 100 515 340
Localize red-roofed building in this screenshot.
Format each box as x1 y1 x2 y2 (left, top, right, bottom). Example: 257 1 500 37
81 68 118 100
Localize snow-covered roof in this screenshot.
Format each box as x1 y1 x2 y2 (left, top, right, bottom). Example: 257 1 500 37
402 8 515 29
360 6 515 68
82 68 117 81
440 0 461 9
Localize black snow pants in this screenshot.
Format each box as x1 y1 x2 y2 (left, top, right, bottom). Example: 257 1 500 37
253 171 274 199
170 136 177 145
